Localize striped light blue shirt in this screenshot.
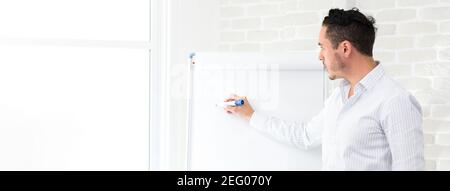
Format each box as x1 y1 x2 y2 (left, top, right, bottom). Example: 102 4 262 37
249 63 425 170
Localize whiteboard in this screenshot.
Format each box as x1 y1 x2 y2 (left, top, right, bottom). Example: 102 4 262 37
187 52 324 171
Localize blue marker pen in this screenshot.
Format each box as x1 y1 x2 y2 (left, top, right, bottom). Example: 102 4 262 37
216 99 245 107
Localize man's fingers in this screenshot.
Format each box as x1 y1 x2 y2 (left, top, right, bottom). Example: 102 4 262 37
224 94 240 102
221 94 254 121
224 98 234 102
223 94 249 115
224 106 236 113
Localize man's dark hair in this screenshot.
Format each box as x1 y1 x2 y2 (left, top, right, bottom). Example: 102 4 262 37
322 8 377 57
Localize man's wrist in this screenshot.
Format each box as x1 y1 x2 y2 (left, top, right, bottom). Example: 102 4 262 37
245 111 255 121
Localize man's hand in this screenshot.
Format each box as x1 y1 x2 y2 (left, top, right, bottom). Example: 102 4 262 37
223 94 255 121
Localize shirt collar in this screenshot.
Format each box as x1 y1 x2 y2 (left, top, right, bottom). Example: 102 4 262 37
340 61 385 92
358 61 384 91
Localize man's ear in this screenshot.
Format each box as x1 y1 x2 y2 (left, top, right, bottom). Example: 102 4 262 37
341 40 352 58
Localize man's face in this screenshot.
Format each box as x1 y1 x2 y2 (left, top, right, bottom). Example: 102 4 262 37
318 26 345 80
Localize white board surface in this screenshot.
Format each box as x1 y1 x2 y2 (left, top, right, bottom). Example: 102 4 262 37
187 52 324 171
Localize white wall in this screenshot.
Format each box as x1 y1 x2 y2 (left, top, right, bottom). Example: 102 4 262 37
355 0 450 171
216 0 450 170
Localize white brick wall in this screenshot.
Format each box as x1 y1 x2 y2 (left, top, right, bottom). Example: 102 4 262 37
217 0 450 170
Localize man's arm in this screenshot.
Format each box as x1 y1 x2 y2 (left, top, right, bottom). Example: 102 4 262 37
223 94 323 150
381 94 425 170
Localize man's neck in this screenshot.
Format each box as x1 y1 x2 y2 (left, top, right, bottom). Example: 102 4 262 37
345 57 377 87
344 57 377 98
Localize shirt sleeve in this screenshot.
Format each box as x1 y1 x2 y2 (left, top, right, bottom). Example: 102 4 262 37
381 93 425 171
249 108 325 150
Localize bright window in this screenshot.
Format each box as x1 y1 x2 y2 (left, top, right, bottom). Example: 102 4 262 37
0 0 150 170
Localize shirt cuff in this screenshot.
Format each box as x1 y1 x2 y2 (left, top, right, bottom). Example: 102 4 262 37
249 112 268 131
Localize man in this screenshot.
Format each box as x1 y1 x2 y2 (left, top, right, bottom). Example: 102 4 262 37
224 8 425 170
